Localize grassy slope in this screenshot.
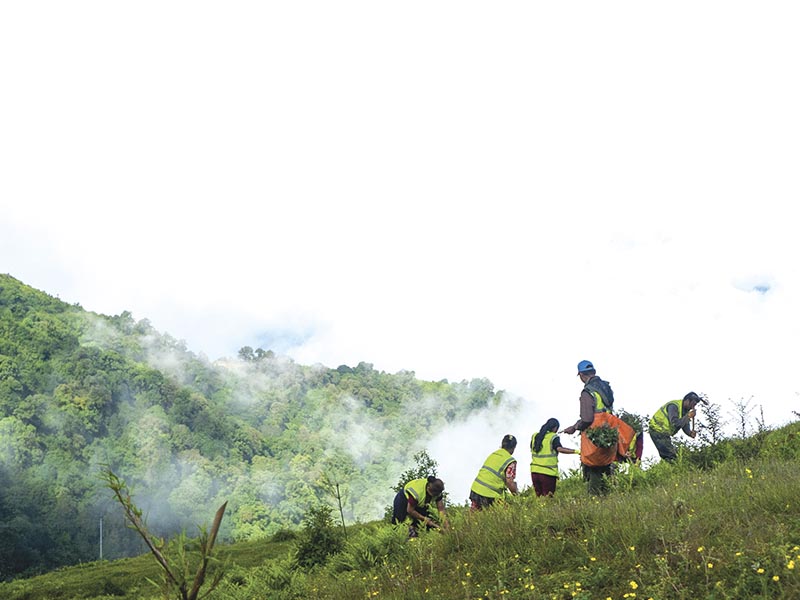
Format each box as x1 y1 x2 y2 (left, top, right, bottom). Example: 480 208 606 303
0 537 296 600
3 423 800 600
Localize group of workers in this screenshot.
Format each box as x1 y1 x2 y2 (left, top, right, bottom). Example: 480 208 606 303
391 359 707 535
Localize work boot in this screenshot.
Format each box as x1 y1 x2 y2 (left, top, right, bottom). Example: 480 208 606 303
408 525 418 539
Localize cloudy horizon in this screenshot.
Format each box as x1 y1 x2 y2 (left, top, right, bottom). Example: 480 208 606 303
3 2 799 480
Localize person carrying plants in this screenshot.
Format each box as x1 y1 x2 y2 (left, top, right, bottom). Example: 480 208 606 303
562 360 618 495
469 434 519 510
391 476 449 538
530 418 579 497
649 392 705 462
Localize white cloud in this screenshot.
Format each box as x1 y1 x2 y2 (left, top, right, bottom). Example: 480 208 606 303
2 1 800 477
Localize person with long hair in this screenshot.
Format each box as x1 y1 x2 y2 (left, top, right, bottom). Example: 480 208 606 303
530 418 579 497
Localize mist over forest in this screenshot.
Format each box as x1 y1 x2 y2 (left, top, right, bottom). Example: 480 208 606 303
0 273 507 580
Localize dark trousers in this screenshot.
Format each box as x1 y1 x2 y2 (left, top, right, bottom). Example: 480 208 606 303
650 432 677 462
531 472 557 497
468 490 496 511
391 490 430 526
582 464 612 496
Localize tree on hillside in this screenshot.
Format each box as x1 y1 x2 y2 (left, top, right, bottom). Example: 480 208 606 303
392 450 440 493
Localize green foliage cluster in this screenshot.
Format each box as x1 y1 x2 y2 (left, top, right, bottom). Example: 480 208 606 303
616 408 647 434
3 421 800 600
390 449 440 493
294 505 344 569
585 424 619 448
0 274 500 580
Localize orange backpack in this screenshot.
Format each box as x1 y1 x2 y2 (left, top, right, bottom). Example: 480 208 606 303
579 412 636 467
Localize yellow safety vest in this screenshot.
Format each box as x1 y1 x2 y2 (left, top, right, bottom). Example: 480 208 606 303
530 431 559 477
471 448 516 499
649 400 684 435
590 390 611 414
403 479 432 508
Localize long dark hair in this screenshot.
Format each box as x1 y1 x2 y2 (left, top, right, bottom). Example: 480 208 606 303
533 418 560 453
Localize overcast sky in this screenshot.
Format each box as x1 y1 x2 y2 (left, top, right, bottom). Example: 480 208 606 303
2 2 799 477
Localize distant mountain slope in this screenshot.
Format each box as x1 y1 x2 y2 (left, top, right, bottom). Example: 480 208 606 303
0 274 504 580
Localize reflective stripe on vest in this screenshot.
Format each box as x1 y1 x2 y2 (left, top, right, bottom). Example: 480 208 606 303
591 391 610 414
470 448 516 498
649 400 683 435
530 431 558 477
403 479 430 507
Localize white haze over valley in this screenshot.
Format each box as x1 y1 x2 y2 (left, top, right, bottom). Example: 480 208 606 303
3 2 800 507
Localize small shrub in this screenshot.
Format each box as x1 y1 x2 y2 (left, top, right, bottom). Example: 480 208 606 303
327 525 409 573
270 529 297 543
295 505 344 569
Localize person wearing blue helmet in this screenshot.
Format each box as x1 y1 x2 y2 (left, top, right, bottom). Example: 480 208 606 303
562 360 616 495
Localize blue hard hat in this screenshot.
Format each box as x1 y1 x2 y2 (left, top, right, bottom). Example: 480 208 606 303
577 360 594 373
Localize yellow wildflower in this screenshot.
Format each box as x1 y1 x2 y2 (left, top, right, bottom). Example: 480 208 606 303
697 546 704 552
773 575 780 582
708 563 714 569
630 580 639 589
787 560 795 570
757 568 765 574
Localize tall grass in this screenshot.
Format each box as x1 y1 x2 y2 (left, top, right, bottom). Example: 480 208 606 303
296 454 799 600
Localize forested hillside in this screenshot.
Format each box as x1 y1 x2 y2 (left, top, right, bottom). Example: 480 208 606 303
0 274 503 580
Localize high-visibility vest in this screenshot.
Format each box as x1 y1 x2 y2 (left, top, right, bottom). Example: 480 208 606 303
584 378 613 414
471 448 516 499
403 479 432 508
586 390 613 414
590 391 610 413
649 400 684 435
530 431 559 477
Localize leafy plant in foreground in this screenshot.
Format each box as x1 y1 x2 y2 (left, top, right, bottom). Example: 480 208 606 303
101 468 227 600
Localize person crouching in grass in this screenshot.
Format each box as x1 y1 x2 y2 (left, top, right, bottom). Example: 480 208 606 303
391 476 449 538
